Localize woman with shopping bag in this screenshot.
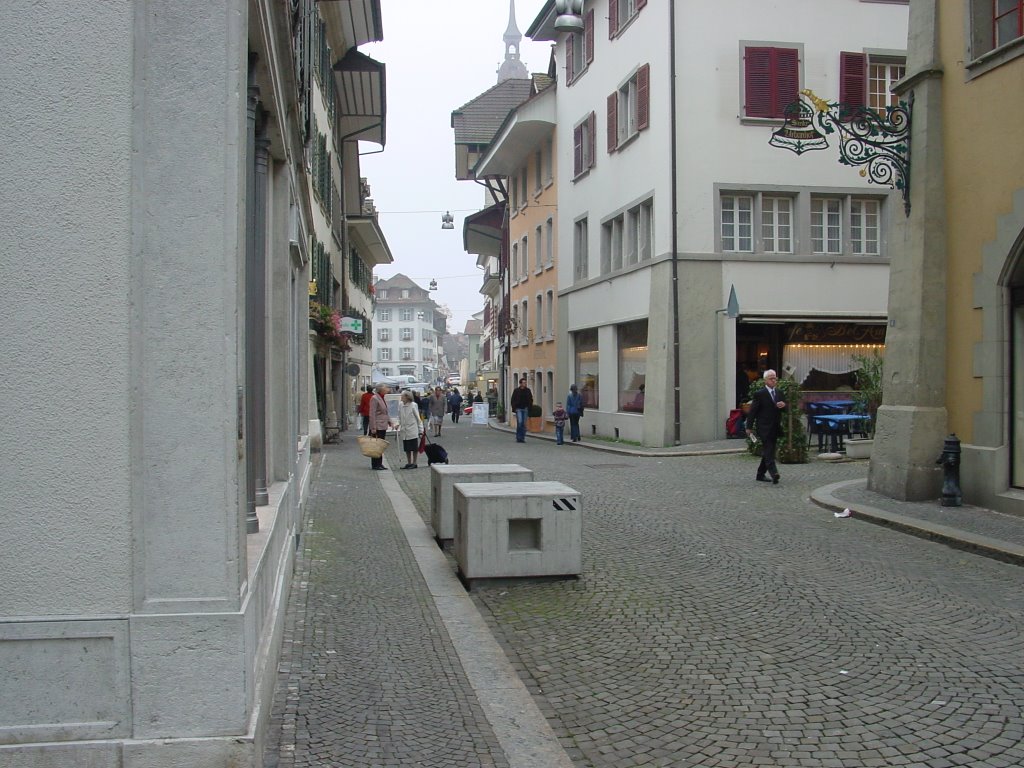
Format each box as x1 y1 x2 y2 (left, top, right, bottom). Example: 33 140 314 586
398 390 424 469
366 383 391 470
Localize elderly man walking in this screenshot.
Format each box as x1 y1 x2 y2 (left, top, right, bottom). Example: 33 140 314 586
745 369 786 485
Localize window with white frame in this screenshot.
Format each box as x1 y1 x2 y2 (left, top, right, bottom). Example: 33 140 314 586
400 347 413 360
601 215 623 274
511 305 519 344
378 347 391 361
536 225 544 271
377 289 387 299
511 242 519 282
565 8 594 83
610 0 645 37
521 236 529 280
721 195 754 252
545 219 554 266
545 136 554 184
851 198 881 255
534 150 543 194
401 289 409 298
422 310 432 323
573 113 596 178
638 200 653 261
378 327 391 342
811 198 843 255
378 308 391 322
608 64 650 151
535 294 543 340
602 198 653 273
521 299 529 342
519 167 528 208
510 171 518 210
761 196 792 254
574 217 589 282
546 289 554 337
399 308 413 322
839 52 906 114
400 327 413 341
421 328 433 341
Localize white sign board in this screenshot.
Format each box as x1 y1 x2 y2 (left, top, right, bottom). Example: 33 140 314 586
341 317 364 334
472 403 489 425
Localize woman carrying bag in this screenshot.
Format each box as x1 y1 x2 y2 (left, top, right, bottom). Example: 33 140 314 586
367 383 391 470
398 390 423 469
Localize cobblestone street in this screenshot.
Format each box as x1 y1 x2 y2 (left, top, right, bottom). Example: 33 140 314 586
267 420 1024 767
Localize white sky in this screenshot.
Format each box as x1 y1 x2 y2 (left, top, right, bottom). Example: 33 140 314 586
360 0 552 334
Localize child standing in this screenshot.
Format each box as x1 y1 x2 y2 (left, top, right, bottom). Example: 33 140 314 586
552 401 568 445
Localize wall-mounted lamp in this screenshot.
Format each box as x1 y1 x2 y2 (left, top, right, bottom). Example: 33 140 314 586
308 279 318 296
441 211 454 230
554 0 584 32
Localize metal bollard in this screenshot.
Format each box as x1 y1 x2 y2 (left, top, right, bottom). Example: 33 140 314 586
935 434 963 507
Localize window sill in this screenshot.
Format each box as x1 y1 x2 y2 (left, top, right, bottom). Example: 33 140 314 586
544 178 554 190
572 168 592 184
610 12 640 40
966 35 1024 79
612 129 641 153
738 115 787 127
534 268 543 276
545 261 555 271
567 66 589 87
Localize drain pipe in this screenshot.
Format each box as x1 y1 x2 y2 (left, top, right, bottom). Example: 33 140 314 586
669 0 681 444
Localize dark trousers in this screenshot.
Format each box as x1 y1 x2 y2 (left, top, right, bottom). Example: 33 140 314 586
361 415 370 435
756 432 779 478
568 414 581 442
370 428 387 468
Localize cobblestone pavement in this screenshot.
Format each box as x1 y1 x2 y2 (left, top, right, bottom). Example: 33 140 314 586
263 445 510 768
386 421 1024 768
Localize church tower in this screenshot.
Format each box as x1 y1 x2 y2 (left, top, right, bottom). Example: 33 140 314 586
497 0 529 82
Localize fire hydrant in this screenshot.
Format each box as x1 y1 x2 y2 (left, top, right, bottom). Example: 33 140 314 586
936 434 963 507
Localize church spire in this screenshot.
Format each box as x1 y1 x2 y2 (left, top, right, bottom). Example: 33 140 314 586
497 0 529 82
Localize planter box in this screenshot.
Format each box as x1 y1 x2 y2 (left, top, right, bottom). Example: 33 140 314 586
453 481 582 588
430 464 534 546
844 437 873 459
527 416 544 432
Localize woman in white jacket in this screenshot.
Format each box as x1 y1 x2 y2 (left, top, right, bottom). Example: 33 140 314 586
398 390 423 469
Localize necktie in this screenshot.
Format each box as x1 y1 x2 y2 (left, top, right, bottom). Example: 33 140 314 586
769 389 776 402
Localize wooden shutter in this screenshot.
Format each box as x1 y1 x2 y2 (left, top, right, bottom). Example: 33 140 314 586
609 0 619 38
772 48 800 119
587 112 596 169
573 123 583 176
607 93 618 152
637 63 650 130
839 51 867 115
585 9 595 64
744 47 772 118
745 46 798 119
566 36 575 82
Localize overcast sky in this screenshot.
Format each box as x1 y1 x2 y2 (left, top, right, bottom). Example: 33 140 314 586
360 0 551 334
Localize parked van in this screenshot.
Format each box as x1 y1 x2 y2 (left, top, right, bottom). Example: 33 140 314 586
446 374 462 386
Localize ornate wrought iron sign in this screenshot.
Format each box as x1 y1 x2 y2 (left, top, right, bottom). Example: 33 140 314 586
770 89 913 216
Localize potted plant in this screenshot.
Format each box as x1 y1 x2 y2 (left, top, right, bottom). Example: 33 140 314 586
846 351 883 458
527 403 544 432
745 376 808 464
496 404 506 423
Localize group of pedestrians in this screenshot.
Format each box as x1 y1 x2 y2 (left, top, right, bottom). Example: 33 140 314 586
509 379 585 445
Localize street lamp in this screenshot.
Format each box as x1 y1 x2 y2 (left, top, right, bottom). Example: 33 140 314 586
441 211 454 230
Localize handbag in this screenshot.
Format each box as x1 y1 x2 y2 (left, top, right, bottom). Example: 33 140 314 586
357 435 388 458
418 433 427 454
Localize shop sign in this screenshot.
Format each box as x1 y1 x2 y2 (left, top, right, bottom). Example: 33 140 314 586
787 323 886 344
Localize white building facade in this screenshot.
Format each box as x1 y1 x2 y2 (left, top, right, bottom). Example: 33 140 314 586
373 274 444 384
529 0 909 446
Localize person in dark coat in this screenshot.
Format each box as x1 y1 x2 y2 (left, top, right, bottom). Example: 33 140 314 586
745 369 786 484
447 387 463 424
509 378 533 443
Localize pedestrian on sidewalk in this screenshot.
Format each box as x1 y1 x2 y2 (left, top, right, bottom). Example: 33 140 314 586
746 369 786 485
427 386 447 437
566 384 584 442
448 387 463 424
368 383 391 470
398 391 422 469
510 378 533 443
358 385 374 435
552 401 568 445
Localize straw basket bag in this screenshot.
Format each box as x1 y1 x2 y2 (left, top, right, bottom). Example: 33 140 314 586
357 435 389 458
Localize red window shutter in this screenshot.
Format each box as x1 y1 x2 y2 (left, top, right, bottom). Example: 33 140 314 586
609 0 619 38
585 9 595 64
637 63 650 130
744 47 773 118
607 93 618 152
588 112 596 168
772 48 799 119
839 51 867 115
573 124 583 176
566 36 575 82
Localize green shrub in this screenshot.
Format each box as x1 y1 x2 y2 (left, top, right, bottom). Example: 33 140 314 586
528 404 543 418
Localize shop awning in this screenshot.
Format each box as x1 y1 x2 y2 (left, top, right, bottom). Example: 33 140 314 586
463 201 506 261
319 0 383 52
333 48 386 146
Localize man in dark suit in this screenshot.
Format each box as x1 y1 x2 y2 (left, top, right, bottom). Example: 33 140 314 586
745 369 786 484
